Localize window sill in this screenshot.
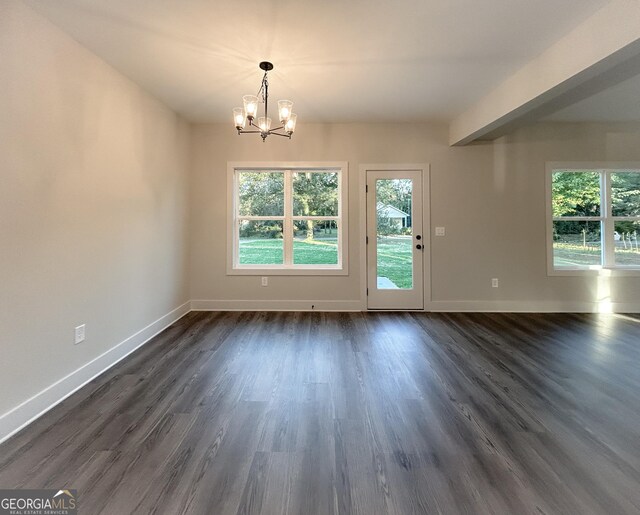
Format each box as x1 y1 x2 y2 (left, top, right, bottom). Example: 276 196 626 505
549 267 640 277
228 265 349 276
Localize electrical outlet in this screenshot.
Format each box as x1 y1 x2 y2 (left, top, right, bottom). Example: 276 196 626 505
261 277 268 287
492 278 499 288
74 324 85 344
435 227 445 236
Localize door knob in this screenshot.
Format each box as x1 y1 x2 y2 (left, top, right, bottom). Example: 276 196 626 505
416 244 423 250
416 235 422 240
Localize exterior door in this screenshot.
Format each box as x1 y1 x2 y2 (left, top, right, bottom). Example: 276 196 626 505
366 170 424 309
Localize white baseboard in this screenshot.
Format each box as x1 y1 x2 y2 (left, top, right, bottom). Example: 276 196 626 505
0 301 191 445
192 298 640 313
426 300 640 313
190 299 363 312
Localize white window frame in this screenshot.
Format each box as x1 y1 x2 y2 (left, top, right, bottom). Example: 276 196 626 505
546 162 640 276
227 161 349 275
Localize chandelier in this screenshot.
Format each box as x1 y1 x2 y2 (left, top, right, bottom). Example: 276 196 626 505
233 62 297 141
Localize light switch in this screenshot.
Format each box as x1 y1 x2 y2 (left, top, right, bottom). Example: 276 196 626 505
435 227 445 236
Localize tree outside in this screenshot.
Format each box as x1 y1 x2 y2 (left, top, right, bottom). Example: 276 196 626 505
238 171 340 266
552 171 640 267
236 170 640 278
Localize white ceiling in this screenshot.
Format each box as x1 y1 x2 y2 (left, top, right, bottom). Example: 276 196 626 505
544 72 640 122
25 0 610 123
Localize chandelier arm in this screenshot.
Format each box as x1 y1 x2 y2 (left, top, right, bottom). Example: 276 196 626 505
238 129 263 134
267 131 291 138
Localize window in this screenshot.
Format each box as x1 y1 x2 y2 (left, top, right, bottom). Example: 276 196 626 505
228 162 348 275
547 164 640 273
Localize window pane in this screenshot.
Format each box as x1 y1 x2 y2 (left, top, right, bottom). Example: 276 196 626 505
292 172 339 216
611 171 640 217
614 221 640 267
376 179 413 289
293 220 338 265
238 220 283 265
553 221 602 268
238 172 284 216
552 171 601 217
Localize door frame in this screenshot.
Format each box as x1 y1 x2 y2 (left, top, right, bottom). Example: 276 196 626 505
359 164 431 311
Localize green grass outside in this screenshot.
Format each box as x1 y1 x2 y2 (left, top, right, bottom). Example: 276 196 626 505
239 237 338 265
554 242 640 266
240 238 640 283
240 238 640 278
239 236 414 288
238 238 284 265
293 237 338 265
376 237 413 288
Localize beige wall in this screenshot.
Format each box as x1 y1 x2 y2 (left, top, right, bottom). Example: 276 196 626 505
493 122 640 307
190 122 640 310
0 3 191 417
189 123 488 306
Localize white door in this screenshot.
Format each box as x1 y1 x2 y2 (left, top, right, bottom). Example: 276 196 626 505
366 170 424 309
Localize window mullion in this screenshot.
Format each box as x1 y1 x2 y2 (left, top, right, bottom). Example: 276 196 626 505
233 217 239 268
233 171 239 268
603 170 615 267
283 171 293 265
552 217 602 221
238 216 286 221
292 216 340 221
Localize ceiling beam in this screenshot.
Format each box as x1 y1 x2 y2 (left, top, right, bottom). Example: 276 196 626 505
449 0 640 146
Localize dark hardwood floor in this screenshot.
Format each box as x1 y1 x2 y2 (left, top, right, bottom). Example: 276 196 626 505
1 311 640 514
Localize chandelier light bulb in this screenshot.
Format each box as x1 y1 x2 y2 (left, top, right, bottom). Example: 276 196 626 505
233 108 245 129
285 113 297 134
278 100 293 123
243 95 259 119
258 116 271 133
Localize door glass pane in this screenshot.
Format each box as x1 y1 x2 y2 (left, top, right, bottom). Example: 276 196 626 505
614 221 640 267
376 179 413 289
611 171 640 217
552 221 602 267
293 220 338 265
238 220 283 264
292 171 339 216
